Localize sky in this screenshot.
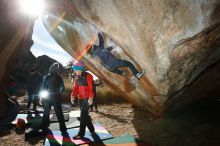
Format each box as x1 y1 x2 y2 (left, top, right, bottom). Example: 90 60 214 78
31 18 73 66
30 18 98 80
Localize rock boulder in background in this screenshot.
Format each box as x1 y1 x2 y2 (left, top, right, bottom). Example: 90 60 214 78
0 0 34 118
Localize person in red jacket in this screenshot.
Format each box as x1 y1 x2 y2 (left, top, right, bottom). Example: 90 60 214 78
71 61 95 139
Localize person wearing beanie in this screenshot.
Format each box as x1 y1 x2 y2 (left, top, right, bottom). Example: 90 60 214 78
71 61 95 139
88 32 145 79
40 62 67 133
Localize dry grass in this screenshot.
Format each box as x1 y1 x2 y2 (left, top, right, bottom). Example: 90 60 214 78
96 84 126 104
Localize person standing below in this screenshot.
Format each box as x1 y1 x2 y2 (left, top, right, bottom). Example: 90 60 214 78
71 61 95 139
90 80 103 112
40 63 67 133
27 68 43 111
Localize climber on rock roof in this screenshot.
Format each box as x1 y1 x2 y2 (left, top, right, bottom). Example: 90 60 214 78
88 32 145 79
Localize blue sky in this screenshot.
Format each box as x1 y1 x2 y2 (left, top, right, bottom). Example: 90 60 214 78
31 18 98 80
31 18 73 66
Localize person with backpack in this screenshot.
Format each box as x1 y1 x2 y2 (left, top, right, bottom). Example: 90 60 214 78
40 62 67 133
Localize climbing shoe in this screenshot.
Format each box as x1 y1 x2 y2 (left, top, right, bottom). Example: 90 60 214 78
136 70 145 79
122 71 127 76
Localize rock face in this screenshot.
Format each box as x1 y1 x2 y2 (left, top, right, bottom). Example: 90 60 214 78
0 0 35 118
1 0 220 116
12 51 64 89
0 0 35 85
36 55 65 76
0 0 61 118
41 0 220 115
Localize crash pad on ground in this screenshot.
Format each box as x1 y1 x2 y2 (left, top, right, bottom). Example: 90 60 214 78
95 134 148 146
25 114 72 138
37 104 73 114
49 117 80 130
50 113 69 123
11 113 43 124
69 110 80 118
19 110 44 114
12 113 69 125
25 129 47 138
44 123 113 146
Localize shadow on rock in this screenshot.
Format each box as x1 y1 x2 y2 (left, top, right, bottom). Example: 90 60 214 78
132 98 220 146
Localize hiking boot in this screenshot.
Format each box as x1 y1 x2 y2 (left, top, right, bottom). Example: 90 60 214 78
136 70 145 79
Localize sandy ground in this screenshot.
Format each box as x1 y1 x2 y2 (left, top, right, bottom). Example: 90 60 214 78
91 103 139 137
1 99 220 146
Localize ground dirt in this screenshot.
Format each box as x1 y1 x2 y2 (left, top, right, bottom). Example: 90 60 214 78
1 97 220 146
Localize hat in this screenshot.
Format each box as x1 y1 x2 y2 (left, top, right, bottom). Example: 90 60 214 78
72 61 84 71
49 62 61 75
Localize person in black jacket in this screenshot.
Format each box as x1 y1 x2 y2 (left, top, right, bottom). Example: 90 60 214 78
27 69 43 111
40 63 67 133
89 32 145 79
90 79 103 112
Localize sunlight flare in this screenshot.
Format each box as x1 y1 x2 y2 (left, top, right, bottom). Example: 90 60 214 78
18 0 45 16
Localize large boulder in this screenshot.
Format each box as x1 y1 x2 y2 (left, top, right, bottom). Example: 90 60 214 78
0 0 35 118
12 52 64 89
0 0 220 116
42 0 220 116
36 55 65 76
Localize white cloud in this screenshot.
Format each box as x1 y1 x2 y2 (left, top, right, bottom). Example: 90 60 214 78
31 18 72 66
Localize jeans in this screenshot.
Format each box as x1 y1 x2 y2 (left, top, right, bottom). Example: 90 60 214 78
111 59 139 76
41 94 66 132
78 98 95 136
